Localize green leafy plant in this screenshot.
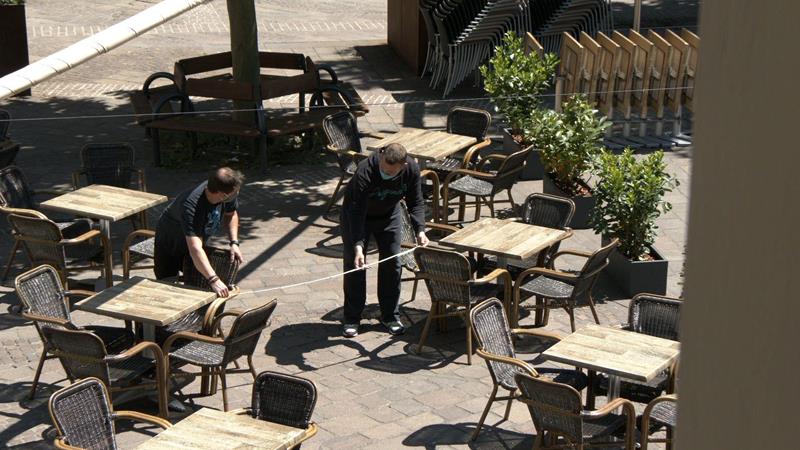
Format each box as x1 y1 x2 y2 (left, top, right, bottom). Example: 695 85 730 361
527 95 610 195
480 31 559 137
590 149 678 260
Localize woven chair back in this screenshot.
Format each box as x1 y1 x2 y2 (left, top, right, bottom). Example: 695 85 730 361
492 146 532 193
414 246 472 306
80 143 136 188
8 213 66 269
470 298 523 388
49 378 117 450
521 193 575 264
43 327 111 386
223 299 277 364
447 107 491 140
15 265 71 332
397 202 418 271
182 246 240 289
251 371 317 429
0 165 36 209
323 111 363 172
629 294 682 341
572 238 618 300
515 372 585 444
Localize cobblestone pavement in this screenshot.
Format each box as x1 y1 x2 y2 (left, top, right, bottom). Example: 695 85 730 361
0 1 694 448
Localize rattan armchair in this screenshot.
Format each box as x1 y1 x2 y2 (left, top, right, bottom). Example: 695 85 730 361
398 200 459 306
441 146 532 225
71 143 147 229
122 229 155 279
163 299 277 411
48 377 172 450
426 107 492 175
514 239 619 330
42 327 169 418
515 372 637 450
594 293 682 403
7 212 112 288
640 394 677 450
15 265 135 399
321 111 370 214
0 165 93 280
413 246 511 364
239 371 318 449
469 298 588 440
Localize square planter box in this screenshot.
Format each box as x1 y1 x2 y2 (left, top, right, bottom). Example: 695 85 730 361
501 127 544 180
602 236 669 297
542 174 595 229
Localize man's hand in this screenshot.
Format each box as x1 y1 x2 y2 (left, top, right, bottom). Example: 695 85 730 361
230 244 244 264
417 231 430 247
354 245 366 269
211 279 230 297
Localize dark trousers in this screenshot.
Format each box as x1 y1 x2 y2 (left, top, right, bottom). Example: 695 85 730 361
153 222 188 280
341 207 403 324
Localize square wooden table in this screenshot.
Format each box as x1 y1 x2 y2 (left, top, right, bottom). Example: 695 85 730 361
40 184 167 240
74 276 217 329
439 217 572 264
134 407 312 450
542 324 680 401
366 128 478 161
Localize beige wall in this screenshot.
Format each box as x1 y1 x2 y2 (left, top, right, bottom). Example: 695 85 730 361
678 1 800 448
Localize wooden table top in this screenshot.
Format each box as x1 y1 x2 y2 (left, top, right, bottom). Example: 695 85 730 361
40 184 167 221
439 218 571 260
366 128 478 161
75 277 217 326
134 408 310 450
542 324 681 382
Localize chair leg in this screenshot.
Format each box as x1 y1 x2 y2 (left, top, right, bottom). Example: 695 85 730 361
567 306 576 332
247 354 257 379
587 295 601 324
2 240 19 281
417 303 437 354
458 194 466 222
474 197 482 222
502 389 515 420
506 189 516 213
324 175 346 214
487 196 495 218
533 432 544 449
219 368 229 412
465 309 473 365
471 384 498 441
28 349 48 399
409 278 419 304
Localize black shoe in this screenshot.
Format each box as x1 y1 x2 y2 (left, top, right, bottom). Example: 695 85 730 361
380 319 405 335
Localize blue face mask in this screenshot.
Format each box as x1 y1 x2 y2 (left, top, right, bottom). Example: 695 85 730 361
379 168 398 180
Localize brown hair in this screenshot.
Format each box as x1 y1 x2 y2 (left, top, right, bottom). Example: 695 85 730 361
207 167 245 193
381 143 407 165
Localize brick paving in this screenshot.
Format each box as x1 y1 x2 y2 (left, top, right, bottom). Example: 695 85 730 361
0 1 693 448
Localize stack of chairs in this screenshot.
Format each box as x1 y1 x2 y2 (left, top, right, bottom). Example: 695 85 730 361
554 28 699 150
420 0 533 97
532 0 614 54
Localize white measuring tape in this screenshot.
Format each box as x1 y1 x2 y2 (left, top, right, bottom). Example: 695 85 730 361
236 246 418 295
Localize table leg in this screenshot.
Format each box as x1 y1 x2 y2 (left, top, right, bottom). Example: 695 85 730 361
607 374 621 400
533 248 551 327
99 219 112 241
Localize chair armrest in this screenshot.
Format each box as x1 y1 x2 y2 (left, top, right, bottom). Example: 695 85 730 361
515 267 578 285
641 395 678 431
582 397 636 419
162 330 225 354
462 139 492 168
201 289 241 333
301 423 319 443
123 229 156 250
113 410 172 429
54 438 85 450
550 249 593 267
325 144 366 161
475 348 537 376
472 268 511 286
209 308 245 333
442 168 496 187
22 312 73 328
107 341 164 363
60 229 104 245
477 153 509 171
1 206 48 219
360 131 388 139
64 290 95 299
425 222 459 234
511 328 564 342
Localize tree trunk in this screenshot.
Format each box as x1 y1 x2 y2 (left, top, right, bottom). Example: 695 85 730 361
226 0 260 124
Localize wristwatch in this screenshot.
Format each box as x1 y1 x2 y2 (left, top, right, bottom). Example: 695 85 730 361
229 240 240 246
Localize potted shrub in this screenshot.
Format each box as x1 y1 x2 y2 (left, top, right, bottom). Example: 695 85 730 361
480 31 558 180
0 0 30 97
528 95 610 228
590 148 678 296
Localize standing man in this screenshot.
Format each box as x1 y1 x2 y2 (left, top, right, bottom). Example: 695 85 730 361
340 143 429 338
154 167 245 297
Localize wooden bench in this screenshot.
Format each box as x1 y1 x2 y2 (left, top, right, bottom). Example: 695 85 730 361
130 51 368 173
